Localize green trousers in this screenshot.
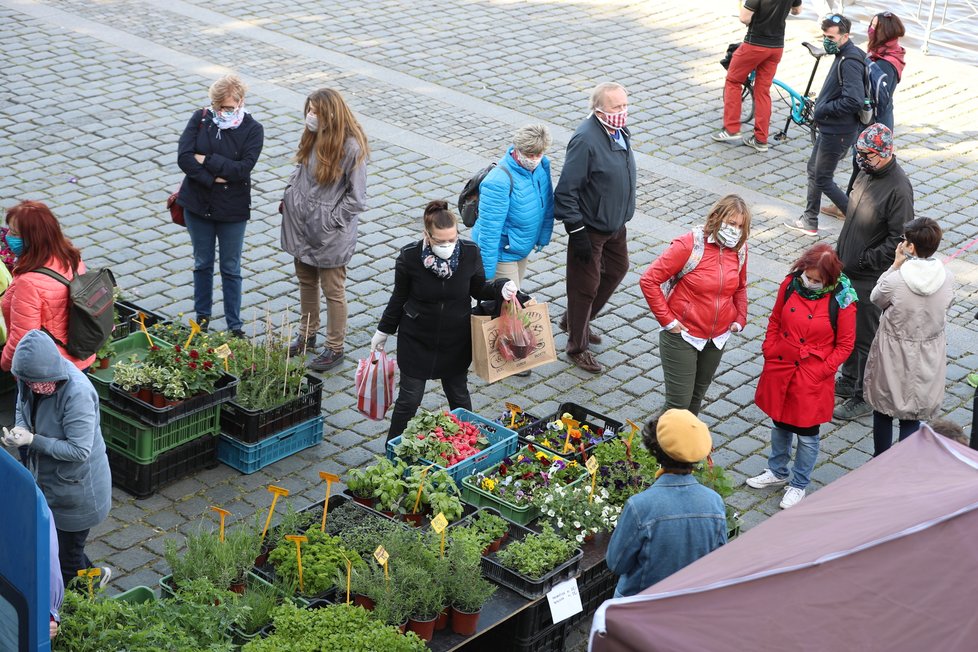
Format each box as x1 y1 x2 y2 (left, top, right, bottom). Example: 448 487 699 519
658 330 725 416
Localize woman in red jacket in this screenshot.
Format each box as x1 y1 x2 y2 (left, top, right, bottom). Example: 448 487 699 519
748 244 856 509
1 201 95 372
640 194 750 415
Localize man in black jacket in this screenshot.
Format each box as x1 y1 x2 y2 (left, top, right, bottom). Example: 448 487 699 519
786 14 866 236
554 82 637 374
833 124 913 420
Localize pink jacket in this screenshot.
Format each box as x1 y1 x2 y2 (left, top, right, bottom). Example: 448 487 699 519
1 257 95 372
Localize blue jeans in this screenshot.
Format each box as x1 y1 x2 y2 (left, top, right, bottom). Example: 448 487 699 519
803 130 858 225
184 211 246 331
872 411 919 456
768 426 819 490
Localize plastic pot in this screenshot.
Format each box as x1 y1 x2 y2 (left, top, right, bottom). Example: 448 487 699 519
434 608 450 631
449 606 481 636
407 614 438 642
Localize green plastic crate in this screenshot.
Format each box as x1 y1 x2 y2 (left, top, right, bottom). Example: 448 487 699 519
87 331 173 400
112 586 156 603
100 402 221 464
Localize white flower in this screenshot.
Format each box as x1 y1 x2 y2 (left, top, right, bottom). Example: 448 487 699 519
573 520 581 529
576 533 584 543
557 518 564 528
546 509 555 517
584 510 591 517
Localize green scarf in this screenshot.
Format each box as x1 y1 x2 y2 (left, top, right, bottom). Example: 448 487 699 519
790 272 858 309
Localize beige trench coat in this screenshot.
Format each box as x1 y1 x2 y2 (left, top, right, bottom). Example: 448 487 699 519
863 260 955 420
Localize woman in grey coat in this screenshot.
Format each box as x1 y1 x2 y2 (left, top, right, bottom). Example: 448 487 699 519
2 329 112 585
864 218 955 456
280 88 368 372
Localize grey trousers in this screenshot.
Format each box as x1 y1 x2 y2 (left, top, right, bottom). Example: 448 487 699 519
659 330 725 416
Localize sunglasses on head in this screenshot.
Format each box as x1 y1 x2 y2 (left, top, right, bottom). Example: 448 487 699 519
824 13 843 23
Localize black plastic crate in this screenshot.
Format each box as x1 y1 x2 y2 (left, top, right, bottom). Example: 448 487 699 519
517 402 623 461
481 521 583 600
109 372 238 426
113 300 168 340
107 433 218 498
220 374 323 444
514 620 569 652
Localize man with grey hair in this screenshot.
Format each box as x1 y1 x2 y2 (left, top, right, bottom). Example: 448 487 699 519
553 82 636 374
472 123 555 289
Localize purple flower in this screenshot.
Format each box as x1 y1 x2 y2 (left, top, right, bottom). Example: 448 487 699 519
515 490 525 499
502 457 513 466
553 459 566 471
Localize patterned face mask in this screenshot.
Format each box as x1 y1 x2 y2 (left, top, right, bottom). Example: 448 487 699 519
28 381 57 395
595 108 628 130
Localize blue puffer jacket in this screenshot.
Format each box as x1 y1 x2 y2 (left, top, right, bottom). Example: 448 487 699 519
471 148 554 279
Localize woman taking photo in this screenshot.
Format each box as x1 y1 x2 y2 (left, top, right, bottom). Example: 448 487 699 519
639 194 750 416
281 88 368 371
864 218 954 456
1 200 95 372
372 201 515 441
176 74 264 337
748 244 856 509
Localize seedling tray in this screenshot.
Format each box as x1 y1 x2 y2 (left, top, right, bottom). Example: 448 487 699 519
112 586 156 604
109 372 238 426
107 433 217 498
481 520 583 599
220 374 323 444
112 300 168 340
100 402 221 464
217 415 323 474
386 408 517 484
517 401 623 461
88 331 173 401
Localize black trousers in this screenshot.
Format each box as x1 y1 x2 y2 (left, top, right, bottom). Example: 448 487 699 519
387 373 471 442
56 527 92 588
839 275 883 399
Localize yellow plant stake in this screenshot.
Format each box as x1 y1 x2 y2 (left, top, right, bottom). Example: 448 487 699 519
625 419 639 448
209 506 231 542
431 512 448 558
77 568 101 599
504 402 523 429
319 472 340 532
184 318 202 349
586 455 599 503
285 535 307 593
412 464 435 514
260 485 290 542
137 311 153 346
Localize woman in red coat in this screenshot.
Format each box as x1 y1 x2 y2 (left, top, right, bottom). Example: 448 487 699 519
640 194 750 415
748 244 856 509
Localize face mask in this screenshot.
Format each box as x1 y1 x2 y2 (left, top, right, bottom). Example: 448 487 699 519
431 241 456 260
28 381 58 395
595 108 628 130
716 224 741 247
213 105 244 130
801 273 824 290
305 113 319 132
856 151 876 173
6 234 24 256
822 37 840 54
867 26 876 39
516 150 542 171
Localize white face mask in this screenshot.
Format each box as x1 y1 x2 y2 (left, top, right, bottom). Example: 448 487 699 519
716 224 741 247
801 273 824 290
516 150 542 172
305 113 319 132
431 241 457 260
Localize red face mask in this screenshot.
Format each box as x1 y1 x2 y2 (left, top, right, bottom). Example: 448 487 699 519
28 381 57 395
596 108 628 130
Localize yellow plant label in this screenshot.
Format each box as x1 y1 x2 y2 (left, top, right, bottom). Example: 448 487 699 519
585 456 599 474
561 415 581 430
373 545 389 566
214 343 232 359
430 512 448 533
504 402 523 414
320 471 340 483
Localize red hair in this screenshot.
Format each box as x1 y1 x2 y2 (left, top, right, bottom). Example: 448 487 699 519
790 243 843 286
5 200 81 275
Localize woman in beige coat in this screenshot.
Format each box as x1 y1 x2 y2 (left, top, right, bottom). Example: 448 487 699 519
864 217 954 456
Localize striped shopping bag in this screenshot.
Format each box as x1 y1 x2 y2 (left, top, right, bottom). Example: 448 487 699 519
355 351 396 420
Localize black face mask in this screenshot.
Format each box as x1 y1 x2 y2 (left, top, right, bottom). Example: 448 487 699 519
856 152 876 173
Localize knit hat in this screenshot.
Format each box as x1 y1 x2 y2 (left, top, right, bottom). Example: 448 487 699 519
856 123 893 158
655 409 713 463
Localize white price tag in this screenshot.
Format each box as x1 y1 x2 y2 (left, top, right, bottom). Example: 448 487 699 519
546 577 583 623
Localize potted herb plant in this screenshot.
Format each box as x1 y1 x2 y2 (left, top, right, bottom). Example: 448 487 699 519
537 483 621 544
444 530 496 635
163 524 261 594
267 526 362 597
401 564 445 642
95 339 116 369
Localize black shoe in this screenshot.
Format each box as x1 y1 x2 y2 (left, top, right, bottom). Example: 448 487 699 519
230 329 246 339
289 334 318 357
514 369 531 378
835 377 855 398
196 316 210 332
308 348 344 372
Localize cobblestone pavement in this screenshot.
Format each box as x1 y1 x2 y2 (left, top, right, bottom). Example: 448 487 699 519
1 0 976 643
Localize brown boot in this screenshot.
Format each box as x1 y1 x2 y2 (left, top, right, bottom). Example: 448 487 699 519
558 314 602 345
568 351 602 374
820 204 846 220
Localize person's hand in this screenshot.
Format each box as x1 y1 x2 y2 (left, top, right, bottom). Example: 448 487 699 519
194 153 205 164
893 241 908 269
2 426 34 447
215 177 227 183
568 230 593 264
50 619 59 640
501 280 518 301
668 322 688 334
534 244 544 254
730 322 743 333
371 330 389 352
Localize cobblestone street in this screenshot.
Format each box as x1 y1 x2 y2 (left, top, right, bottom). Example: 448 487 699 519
1 0 976 646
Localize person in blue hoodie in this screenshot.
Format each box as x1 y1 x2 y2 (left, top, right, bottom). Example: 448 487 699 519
1 329 112 587
471 124 554 289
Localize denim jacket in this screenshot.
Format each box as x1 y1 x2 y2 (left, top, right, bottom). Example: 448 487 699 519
606 473 727 597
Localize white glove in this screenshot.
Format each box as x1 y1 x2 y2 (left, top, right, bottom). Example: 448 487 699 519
2 426 34 447
371 330 389 352
501 280 518 301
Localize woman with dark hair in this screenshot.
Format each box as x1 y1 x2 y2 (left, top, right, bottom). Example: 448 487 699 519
867 12 906 132
176 74 264 337
1 200 95 371
864 218 954 456
372 201 516 441
748 244 856 509
281 88 368 371
640 194 750 415
606 409 726 598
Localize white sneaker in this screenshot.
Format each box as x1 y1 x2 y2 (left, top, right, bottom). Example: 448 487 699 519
746 469 789 489
780 487 806 509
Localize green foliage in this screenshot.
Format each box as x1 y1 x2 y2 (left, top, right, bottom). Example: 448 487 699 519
242 603 427 651
443 529 496 612
268 526 363 596
592 437 659 505
164 523 261 589
235 579 289 635
495 523 577 580
694 462 735 498
225 335 306 411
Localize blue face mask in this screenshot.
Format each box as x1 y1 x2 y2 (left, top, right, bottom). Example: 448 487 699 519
6 234 24 256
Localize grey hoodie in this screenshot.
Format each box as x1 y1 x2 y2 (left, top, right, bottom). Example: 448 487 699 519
12 330 111 532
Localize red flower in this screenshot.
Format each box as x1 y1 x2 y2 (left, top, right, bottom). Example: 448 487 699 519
149 345 160 352
207 348 214 354
203 361 213 369
188 362 198 370
498 464 508 477
189 350 200 360
173 345 182 353
526 443 537 453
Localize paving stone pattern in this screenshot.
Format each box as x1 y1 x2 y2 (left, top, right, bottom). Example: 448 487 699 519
1 0 976 646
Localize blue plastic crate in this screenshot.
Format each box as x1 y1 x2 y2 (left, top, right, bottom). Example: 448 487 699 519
386 408 518 484
218 415 324 474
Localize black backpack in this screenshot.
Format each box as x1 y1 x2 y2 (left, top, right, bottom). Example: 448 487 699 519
34 266 117 359
783 273 840 336
457 163 513 228
839 55 892 126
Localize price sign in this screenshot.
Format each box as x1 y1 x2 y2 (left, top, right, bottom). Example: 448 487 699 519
373 545 389 567
547 578 583 623
585 455 599 474
214 343 232 358
430 512 449 534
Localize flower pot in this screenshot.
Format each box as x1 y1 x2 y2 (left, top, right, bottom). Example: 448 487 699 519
380 509 396 518
397 619 408 635
403 511 426 527
353 593 375 611
434 608 450 631
450 606 481 636
137 387 152 403
407 614 438 642
351 494 376 508
151 392 166 408
97 357 110 370
583 533 596 543
229 579 246 594
254 551 269 567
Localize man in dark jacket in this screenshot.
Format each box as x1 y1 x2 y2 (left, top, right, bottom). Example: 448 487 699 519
786 14 866 235
554 82 637 374
833 124 913 420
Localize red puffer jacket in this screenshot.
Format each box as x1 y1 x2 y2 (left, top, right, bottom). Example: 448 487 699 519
640 232 748 339
1 257 95 372
755 277 856 427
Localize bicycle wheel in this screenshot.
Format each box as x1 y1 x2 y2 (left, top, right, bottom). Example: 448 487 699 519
740 83 755 124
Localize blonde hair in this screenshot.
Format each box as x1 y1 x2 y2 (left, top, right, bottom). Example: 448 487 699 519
703 194 751 251
513 124 552 156
295 88 370 186
209 74 247 108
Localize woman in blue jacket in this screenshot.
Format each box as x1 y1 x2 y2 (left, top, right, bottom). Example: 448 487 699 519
471 124 554 288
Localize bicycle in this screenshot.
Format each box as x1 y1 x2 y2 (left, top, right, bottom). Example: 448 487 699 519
720 41 829 144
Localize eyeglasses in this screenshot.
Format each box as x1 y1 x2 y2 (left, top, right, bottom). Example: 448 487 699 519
824 14 843 23
427 233 458 247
